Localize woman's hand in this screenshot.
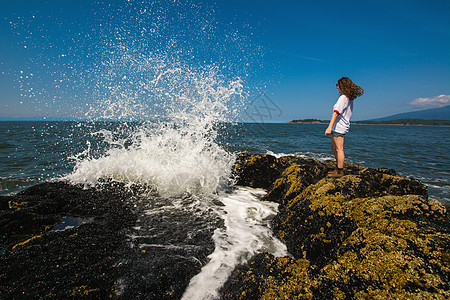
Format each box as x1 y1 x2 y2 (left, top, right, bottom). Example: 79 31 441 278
325 112 338 135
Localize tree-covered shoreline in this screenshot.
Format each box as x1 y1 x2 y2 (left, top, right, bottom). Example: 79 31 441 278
289 118 450 126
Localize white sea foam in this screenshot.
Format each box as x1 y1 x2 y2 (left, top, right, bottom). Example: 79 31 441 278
266 150 336 162
64 122 236 197
182 187 288 300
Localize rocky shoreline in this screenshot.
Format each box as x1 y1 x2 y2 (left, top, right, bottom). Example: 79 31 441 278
0 181 221 299
221 154 449 299
1 154 449 299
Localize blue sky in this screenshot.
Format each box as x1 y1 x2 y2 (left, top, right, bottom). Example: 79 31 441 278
1 0 449 122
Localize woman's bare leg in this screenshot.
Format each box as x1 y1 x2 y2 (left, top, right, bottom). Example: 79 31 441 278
331 136 337 166
332 135 345 169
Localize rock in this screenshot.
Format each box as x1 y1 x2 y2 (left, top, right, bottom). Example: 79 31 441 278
273 170 429 266
2 154 448 299
233 153 328 205
221 252 316 300
232 153 287 189
221 154 450 299
0 181 221 299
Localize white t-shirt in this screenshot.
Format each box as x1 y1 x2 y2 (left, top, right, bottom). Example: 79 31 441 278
332 95 353 134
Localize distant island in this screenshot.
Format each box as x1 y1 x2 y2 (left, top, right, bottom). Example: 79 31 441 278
291 105 450 126
289 119 450 126
289 119 326 124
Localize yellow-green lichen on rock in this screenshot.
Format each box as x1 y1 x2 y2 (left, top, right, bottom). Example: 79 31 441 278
221 253 319 300
221 154 449 299
233 153 329 204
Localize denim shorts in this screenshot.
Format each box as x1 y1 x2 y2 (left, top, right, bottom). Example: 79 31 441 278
331 130 345 137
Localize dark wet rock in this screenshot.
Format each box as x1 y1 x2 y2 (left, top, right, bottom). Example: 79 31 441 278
0 182 221 299
233 153 286 189
233 153 328 205
222 154 450 299
122 193 222 299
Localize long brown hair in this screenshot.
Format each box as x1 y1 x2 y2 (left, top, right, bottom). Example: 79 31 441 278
337 77 364 100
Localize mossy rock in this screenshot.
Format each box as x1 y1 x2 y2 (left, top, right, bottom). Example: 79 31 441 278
220 252 318 300
265 160 328 205
272 174 448 297
233 154 328 204
224 154 449 299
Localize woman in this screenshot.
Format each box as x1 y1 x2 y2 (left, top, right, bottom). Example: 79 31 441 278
325 77 364 177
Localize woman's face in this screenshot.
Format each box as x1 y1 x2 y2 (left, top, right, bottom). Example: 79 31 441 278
336 83 342 93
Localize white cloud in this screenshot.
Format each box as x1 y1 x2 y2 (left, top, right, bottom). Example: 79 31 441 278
410 95 450 108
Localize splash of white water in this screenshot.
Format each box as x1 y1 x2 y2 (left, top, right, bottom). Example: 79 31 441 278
64 64 245 197
182 187 288 300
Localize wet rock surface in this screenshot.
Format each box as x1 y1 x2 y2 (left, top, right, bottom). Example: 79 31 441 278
222 154 449 299
0 181 221 299
233 153 329 205
1 153 449 299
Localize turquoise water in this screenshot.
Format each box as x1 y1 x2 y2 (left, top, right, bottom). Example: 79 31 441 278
1 121 449 203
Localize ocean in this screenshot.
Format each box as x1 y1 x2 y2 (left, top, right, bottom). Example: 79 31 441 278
1 120 449 298
1 121 448 203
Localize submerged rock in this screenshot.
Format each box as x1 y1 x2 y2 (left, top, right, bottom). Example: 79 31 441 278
222 154 449 299
0 181 221 299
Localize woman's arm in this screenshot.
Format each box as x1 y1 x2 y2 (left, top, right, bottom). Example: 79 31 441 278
325 112 338 135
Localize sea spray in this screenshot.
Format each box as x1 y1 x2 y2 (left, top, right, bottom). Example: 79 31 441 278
64 123 234 197
10 0 263 121
64 66 245 197
10 0 260 196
